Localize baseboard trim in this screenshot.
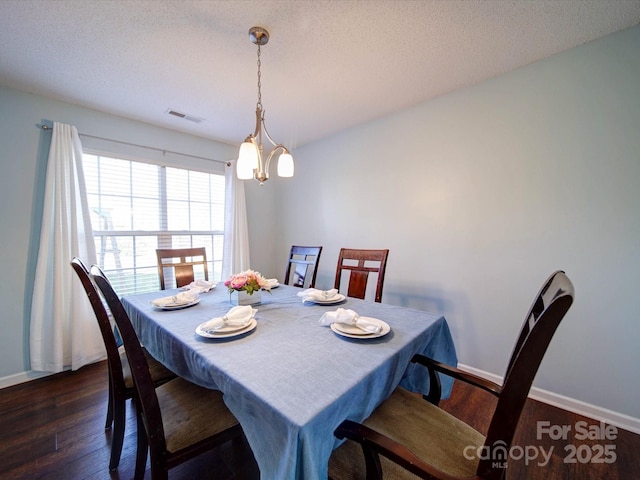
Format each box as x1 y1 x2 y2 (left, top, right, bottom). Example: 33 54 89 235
4 364 640 436
458 363 640 436
0 370 55 389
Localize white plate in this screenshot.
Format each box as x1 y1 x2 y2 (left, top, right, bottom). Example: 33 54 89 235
309 294 346 305
152 297 201 310
196 318 257 338
331 317 390 339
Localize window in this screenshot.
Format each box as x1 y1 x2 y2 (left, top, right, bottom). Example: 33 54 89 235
83 153 225 296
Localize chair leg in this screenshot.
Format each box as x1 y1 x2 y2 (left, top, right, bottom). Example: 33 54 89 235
108 395 126 470
134 406 149 480
150 464 169 480
105 375 114 429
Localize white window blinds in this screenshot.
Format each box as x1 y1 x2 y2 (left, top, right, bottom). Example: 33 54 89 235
83 153 225 296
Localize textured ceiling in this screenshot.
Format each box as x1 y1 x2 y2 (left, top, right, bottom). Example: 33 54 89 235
1 0 639 149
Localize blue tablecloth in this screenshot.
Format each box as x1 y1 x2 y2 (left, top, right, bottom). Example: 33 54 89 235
122 285 457 480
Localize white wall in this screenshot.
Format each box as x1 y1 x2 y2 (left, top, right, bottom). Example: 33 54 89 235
266 26 640 421
244 180 278 277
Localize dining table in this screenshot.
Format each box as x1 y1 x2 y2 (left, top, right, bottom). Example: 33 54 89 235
121 283 457 480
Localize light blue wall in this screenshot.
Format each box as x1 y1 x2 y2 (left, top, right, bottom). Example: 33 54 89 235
270 26 640 419
0 86 240 378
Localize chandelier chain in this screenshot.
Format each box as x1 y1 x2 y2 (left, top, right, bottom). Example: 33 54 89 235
256 43 262 109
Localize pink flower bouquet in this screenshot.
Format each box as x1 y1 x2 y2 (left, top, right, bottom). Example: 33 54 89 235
224 269 271 295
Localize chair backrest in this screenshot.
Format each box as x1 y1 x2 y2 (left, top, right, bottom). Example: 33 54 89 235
156 247 209 289
70 257 125 391
478 270 574 479
283 245 323 288
334 248 389 302
90 265 169 455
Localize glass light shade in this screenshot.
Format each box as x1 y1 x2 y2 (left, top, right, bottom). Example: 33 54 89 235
237 142 259 180
277 153 294 177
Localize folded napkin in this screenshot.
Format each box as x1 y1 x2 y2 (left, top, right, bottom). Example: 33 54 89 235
181 279 217 293
318 308 382 333
151 291 199 307
199 305 257 332
297 288 339 303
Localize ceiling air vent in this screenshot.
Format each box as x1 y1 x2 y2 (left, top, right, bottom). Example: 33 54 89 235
165 109 204 124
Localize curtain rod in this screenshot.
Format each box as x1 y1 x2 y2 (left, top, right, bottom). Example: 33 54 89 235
39 124 231 166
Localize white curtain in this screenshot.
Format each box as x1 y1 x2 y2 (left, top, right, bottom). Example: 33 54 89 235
221 160 251 279
30 122 105 372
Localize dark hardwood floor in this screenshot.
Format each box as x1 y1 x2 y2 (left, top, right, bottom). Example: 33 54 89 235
0 361 259 480
1 360 637 479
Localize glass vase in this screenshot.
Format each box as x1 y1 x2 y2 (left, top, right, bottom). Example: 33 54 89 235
230 289 262 306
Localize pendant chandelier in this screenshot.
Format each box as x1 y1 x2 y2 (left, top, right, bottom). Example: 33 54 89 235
236 26 294 185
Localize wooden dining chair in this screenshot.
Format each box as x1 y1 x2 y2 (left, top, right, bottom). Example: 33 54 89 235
283 245 323 288
329 270 574 480
156 247 209 289
90 264 245 480
334 248 389 302
70 258 176 471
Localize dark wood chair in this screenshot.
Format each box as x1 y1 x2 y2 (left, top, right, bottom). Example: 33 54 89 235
283 245 323 288
90 264 245 480
334 248 389 302
156 247 209 289
70 258 176 471
329 270 574 480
